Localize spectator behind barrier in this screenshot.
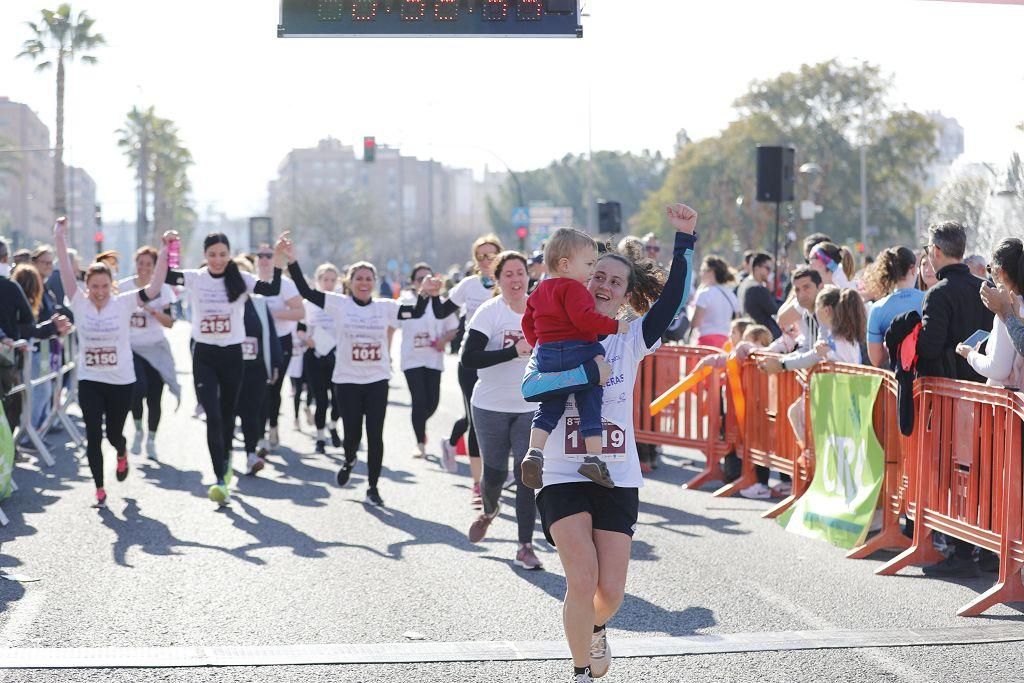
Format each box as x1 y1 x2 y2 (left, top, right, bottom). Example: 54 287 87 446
865 246 925 367
916 250 938 291
957 238 1024 389
691 256 740 348
737 252 781 339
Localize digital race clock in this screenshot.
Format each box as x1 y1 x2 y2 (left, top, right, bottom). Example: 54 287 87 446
278 0 582 37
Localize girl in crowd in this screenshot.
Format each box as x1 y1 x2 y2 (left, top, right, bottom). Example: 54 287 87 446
433 235 503 506
864 246 924 367
164 230 288 505
460 251 543 570
254 243 304 449
122 246 179 459
286 247 439 507
917 250 939 290
807 242 854 289
302 263 343 454
813 285 867 364
690 255 739 348
400 263 460 461
54 217 168 506
521 204 697 682
958 237 1024 389
235 257 283 476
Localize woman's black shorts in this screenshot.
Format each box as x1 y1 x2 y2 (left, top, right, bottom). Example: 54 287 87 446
536 482 639 546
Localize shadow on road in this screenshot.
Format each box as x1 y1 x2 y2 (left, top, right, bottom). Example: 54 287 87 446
360 501 501 559
638 499 748 538
480 556 717 636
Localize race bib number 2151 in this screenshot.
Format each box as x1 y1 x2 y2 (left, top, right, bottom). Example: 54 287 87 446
199 315 231 336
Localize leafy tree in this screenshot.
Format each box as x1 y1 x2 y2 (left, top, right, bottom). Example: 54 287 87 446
286 189 384 267
16 4 105 237
635 60 937 258
487 150 667 245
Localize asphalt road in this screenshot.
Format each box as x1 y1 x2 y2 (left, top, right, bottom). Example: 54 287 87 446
1 325 1022 682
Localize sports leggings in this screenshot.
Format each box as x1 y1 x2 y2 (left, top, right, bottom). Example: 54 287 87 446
448 362 480 458
305 349 339 431
264 334 292 429
193 342 244 482
291 376 312 419
131 353 164 432
472 406 537 544
239 364 269 453
336 379 389 490
403 367 442 445
79 379 132 489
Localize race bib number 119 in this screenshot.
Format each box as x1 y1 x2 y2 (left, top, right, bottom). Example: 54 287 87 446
564 416 627 461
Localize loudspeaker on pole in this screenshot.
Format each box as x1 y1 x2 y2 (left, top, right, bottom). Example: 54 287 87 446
756 146 796 203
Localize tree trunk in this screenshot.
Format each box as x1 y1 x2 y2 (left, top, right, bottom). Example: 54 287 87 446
153 165 165 244
54 56 67 233
136 133 149 249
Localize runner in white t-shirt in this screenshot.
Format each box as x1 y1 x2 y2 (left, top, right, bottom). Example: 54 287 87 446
521 204 698 681
54 217 169 507
120 246 177 460
301 263 344 454
691 256 740 348
286 248 440 507
431 235 503 506
459 251 544 570
254 242 304 449
164 230 290 506
400 263 460 460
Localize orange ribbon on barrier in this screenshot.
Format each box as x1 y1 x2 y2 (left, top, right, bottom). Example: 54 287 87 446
725 357 745 439
649 366 712 416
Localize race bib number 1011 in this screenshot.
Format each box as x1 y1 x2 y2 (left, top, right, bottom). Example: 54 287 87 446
352 342 383 363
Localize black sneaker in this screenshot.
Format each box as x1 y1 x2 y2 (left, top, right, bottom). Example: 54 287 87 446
978 550 1000 573
315 439 326 455
336 461 352 487
922 555 980 579
330 428 342 448
365 488 384 507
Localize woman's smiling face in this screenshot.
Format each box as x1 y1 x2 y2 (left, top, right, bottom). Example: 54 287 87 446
588 256 629 318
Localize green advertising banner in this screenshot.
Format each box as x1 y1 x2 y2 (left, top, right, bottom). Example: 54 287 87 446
778 372 885 549
0 400 13 501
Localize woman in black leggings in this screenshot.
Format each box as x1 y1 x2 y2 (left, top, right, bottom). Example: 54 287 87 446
286 246 438 507
54 217 167 507
432 235 502 508
302 263 343 454
400 263 460 460
165 230 288 505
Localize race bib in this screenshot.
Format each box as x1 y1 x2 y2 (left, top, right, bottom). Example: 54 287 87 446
199 314 231 336
352 342 383 363
502 329 524 349
564 416 627 461
413 333 432 349
130 312 147 329
84 346 118 369
242 336 258 361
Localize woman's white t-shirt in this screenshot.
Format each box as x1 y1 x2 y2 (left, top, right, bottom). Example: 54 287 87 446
320 293 402 385
467 296 536 414
541 316 654 490
694 284 739 337
118 276 174 347
304 299 337 358
183 269 261 346
71 288 139 385
448 275 493 321
264 277 301 338
400 290 459 372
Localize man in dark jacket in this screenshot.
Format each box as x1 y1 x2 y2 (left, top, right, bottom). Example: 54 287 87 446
916 221 995 578
737 252 782 338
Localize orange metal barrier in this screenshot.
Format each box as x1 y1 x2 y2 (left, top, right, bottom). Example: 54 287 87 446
876 378 1024 616
634 344 734 487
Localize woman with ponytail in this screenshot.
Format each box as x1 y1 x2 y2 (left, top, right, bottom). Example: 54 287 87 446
958 238 1024 389
807 242 853 290
164 230 290 505
864 246 924 367
813 286 867 365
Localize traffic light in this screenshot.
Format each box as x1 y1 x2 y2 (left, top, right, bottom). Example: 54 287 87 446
363 136 376 162
516 226 528 251
598 201 622 234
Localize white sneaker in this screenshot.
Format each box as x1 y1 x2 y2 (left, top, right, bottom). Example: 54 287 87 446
258 438 271 453
573 669 594 683
268 427 279 448
439 438 458 474
246 452 265 476
740 482 772 499
772 481 793 497
589 628 611 678
130 431 143 455
146 435 157 460
413 442 426 459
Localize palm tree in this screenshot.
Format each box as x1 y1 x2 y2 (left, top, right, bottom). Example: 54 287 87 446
116 106 155 246
16 4 105 234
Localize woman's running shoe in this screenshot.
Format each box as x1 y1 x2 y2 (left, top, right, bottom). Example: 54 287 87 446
336 460 353 487
468 502 500 543
315 439 326 455
246 452 266 476
330 427 342 448
304 405 315 426
146 434 157 460
268 426 280 448
365 488 384 507
130 430 143 455
739 482 772 499
573 667 594 683
115 450 129 482
94 488 107 507
514 543 543 570
589 628 611 678
208 483 230 506
439 438 458 473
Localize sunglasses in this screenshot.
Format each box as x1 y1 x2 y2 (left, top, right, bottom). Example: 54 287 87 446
257 253 273 260
475 253 496 262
